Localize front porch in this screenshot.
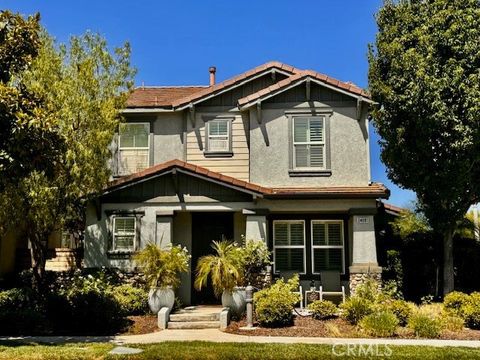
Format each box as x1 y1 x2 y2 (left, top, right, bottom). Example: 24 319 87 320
84 160 387 306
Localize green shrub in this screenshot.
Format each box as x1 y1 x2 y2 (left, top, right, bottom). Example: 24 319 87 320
47 274 127 335
383 299 413 326
0 288 45 335
340 296 374 325
308 300 337 320
407 309 443 338
444 291 469 317
359 311 399 337
254 275 300 327
462 292 480 329
354 279 382 302
442 314 464 332
112 284 148 315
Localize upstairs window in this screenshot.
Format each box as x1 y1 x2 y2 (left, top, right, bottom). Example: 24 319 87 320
206 119 231 154
311 220 344 274
118 123 150 175
293 116 326 169
112 217 136 251
273 220 306 274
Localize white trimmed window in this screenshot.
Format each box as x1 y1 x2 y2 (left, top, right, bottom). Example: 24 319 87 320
206 119 230 153
118 122 150 175
311 220 344 274
273 220 305 273
112 217 136 251
293 116 325 169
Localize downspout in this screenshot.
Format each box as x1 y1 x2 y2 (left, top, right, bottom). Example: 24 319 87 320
364 104 372 184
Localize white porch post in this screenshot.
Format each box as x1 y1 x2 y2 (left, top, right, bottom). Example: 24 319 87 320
156 211 173 248
349 214 382 294
243 209 268 242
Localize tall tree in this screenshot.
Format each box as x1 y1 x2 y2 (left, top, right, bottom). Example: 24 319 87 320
0 11 61 190
0 20 135 285
368 0 480 294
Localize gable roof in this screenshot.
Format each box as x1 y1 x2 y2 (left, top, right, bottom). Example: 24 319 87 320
125 61 371 110
238 70 371 109
104 159 389 199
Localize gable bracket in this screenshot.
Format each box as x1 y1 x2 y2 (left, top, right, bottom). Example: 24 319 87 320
356 98 363 120
270 69 276 82
256 102 262 124
305 78 311 101
189 103 196 128
171 168 184 203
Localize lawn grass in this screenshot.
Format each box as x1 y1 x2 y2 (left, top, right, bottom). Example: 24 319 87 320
0 341 479 359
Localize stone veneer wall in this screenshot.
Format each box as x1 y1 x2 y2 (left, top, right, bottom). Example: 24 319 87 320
349 271 382 295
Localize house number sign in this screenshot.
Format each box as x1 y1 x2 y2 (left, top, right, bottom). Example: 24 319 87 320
357 217 369 224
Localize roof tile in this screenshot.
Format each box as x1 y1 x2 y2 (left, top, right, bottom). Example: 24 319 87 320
104 160 388 199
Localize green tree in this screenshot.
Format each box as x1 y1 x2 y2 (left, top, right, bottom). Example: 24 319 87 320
368 0 480 295
0 11 61 190
0 21 135 285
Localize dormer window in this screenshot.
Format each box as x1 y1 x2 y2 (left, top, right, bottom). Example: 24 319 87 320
205 118 233 156
118 122 150 175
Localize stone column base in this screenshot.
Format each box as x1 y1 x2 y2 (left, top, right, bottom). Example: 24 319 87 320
349 264 382 296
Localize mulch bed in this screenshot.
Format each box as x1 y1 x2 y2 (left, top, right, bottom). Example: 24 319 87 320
225 316 480 340
120 315 160 335
225 317 360 338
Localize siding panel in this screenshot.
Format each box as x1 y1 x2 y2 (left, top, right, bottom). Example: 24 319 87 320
186 112 250 181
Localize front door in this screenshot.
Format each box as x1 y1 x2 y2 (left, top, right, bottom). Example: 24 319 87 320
191 212 234 305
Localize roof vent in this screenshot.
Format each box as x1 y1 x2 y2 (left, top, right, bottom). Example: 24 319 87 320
209 66 216 86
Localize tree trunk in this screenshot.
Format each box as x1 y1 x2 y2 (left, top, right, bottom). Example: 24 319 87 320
29 232 47 290
443 227 454 296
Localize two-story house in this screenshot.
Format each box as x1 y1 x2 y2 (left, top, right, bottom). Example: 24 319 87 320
84 61 389 305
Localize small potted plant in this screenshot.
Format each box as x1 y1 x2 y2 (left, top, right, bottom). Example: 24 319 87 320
134 242 189 313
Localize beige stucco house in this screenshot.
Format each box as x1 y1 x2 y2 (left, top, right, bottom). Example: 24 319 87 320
84 61 389 305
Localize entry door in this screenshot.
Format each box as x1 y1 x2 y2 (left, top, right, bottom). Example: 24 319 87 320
191 212 234 305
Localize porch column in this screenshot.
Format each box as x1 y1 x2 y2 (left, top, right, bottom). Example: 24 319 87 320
349 214 382 294
156 211 173 249
242 209 268 242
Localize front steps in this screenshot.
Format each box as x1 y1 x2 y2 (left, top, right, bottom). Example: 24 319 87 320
165 306 228 330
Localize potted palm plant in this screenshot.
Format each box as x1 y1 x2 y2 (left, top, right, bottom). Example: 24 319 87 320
134 242 189 313
194 240 246 317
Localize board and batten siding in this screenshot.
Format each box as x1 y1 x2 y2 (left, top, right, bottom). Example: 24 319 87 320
186 112 250 181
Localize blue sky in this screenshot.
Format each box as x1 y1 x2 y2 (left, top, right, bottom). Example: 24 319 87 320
4 0 416 207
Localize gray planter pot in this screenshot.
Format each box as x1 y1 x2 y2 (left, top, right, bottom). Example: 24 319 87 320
148 287 175 314
222 287 246 318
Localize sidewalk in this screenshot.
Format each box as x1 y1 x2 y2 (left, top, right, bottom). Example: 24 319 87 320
2 329 480 348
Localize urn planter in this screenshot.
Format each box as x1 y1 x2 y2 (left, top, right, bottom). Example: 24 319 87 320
221 286 246 318
148 287 175 314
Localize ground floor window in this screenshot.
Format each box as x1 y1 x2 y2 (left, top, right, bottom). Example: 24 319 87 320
112 217 136 251
273 220 306 274
271 217 346 275
311 220 344 273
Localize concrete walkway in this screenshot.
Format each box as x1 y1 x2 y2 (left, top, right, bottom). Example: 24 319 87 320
2 329 480 348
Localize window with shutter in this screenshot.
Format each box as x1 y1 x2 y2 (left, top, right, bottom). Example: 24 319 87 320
112 217 136 251
311 220 344 273
207 119 231 153
273 221 305 273
293 117 326 169
118 123 150 175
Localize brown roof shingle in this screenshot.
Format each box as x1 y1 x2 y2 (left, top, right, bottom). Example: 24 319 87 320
126 62 370 109
126 86 207 108
105 160 389 199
